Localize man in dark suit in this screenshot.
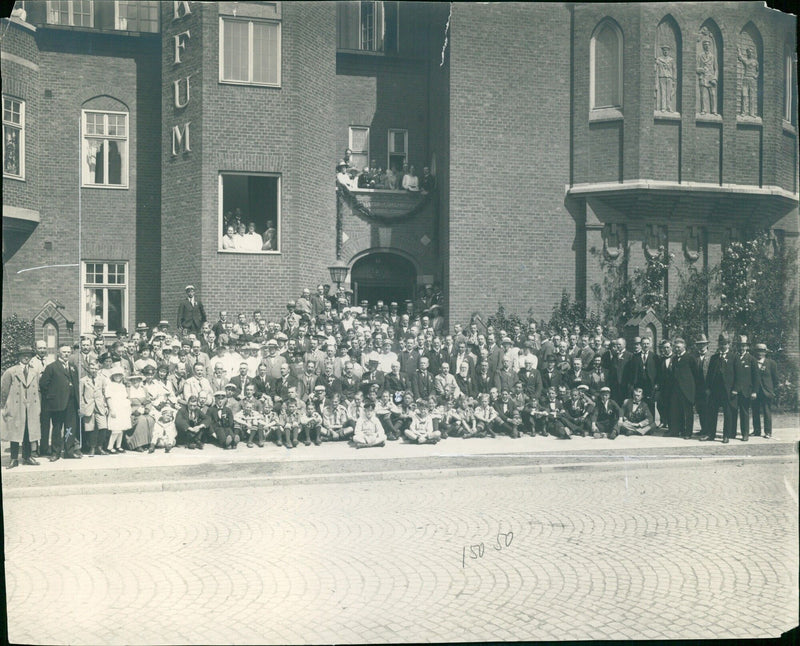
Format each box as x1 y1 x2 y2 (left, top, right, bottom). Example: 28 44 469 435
485 333 504 382
39 345 82 461
539 356 562 395
693 335 713 437
204 391 237 448
655 339 675 430
229 362 252 401
450 340 476 381
411 356 435 400
633 335 658 416
752 343 779 438
606 338 633 405
518 361 543 403
177 285 207 336
704 333 737 443
731 335 758 441
272 363 299 401
669 338 700 439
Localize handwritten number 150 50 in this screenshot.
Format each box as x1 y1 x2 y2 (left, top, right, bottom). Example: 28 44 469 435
462 532 514 568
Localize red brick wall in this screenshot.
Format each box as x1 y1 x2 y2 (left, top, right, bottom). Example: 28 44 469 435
3 24 161 338
447 2 574 326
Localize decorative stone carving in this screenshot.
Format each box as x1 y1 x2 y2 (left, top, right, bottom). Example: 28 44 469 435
602 223 626 261
655 19 679 114
644 224 668 259
683 226 705 262
696 26 719 115
737 26 761 118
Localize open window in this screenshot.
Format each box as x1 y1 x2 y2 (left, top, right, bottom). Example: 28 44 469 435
219 173 281 253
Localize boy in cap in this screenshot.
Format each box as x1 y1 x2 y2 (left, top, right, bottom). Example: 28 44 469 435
591 386 621 439
205 391 237 449
352 400 386 448
405 398 441 444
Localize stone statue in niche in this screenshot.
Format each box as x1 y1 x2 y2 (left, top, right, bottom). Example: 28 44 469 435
737 45 759 117
696 28 718 115
655 45 677 113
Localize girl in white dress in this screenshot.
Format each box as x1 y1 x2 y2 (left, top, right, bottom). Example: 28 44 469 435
105 367 132 453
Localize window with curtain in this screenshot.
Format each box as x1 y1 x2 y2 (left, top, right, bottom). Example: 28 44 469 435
116 1 159 32
47 0 93 26
591 20 623 110
220 16 281 86
83 262 127 334
337 1 399 53
349 126 370 172
82 110 128 187
3 96 24 179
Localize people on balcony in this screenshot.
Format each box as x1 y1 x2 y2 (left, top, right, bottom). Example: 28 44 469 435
420 166 436 194
402 164 420 192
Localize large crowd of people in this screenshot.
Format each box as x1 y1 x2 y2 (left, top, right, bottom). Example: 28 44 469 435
0 282 781 468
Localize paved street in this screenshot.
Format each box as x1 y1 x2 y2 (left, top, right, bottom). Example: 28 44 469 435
4 460 798 643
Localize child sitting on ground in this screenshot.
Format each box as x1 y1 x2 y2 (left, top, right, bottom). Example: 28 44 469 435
148 406 177 453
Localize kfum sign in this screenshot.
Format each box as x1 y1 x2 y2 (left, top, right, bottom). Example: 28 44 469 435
169 1 192 157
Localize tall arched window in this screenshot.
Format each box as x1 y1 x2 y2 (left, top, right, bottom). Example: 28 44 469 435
43 319 58 363
590 19 623 110
786 48 798 125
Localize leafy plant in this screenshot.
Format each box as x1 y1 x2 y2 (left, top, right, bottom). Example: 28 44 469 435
2 314 35 373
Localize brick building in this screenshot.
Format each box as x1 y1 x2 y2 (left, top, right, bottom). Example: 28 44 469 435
2 1 797 352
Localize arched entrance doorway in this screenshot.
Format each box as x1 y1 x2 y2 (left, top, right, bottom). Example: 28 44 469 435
351 252 416 307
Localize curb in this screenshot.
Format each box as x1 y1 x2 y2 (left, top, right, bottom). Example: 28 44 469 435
3 454 796 499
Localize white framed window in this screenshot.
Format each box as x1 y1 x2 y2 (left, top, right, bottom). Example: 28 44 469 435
220 16 281 87
387 129 407 174
115 1 159 32
3 96 25 180
349 126 370 173
590 19 623 110
785 51 797 125
218 172 281 254
82 262 128 335
47 0 93 26
337 1 399 54
82 110 128 188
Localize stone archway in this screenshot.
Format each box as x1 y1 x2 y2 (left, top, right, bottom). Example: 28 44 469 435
351 252 417 307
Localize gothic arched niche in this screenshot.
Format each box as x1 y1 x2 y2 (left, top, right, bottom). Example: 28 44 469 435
655 16 681 114
737 22 763 118
696 20 723 116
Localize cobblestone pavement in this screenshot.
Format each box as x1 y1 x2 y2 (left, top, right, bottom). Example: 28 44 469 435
4 461 798 644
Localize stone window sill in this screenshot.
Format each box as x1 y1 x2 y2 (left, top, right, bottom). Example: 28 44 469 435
695 113 722 124
589 107 623 123
736 115 763 127
782 120 797 136
654 110 680 121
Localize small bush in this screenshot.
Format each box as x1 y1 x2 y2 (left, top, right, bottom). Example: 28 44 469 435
1 314 35 373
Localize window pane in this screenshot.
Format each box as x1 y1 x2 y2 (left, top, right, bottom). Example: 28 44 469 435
361 1 374 51
223 19 250 81
350 127 368 153
3 125 21 176
594 24 621 108
86 288 103 321
107 289 123 332
106 140 122 185
74 0 92 26
3 98 21 124
391 131 405 153
253 21 279 85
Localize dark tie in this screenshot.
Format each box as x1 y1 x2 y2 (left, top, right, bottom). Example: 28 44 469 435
24 366 29 381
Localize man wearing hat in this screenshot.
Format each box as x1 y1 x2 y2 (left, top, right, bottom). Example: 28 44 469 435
752 343 778 438
92 316 106 340
204 391 237 449
669 338 700 439
177 285 207 336
731 335 757 441
693 334 713 438
1 345 42 468
39 344 82 460
705 333 737 442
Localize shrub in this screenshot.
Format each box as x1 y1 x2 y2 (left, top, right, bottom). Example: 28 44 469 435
1 314 35 373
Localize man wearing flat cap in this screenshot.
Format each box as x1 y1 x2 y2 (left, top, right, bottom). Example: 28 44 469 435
1 346 42 468
752 343 778 438
177 285 207 336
